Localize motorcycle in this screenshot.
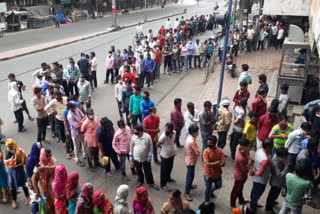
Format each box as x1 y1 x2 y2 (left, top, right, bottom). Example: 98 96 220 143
225 54 236 78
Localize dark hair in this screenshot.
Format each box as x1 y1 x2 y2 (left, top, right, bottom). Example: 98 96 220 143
8 73 15 78
44 148 52 157
165 122 174 130
53 61 59 67
280 83 289 91
258 74 267 83
268 105 278 114
188 123 199 135
187 102 194 109
309 129 319 138
270 99 279 109
248 111 258 118
125 79 132 85
47 85 54 90
90 52 96 57
100 117 111 127
242 64 249 71
240 81 248 87
134 124 144 133
240 98 247 108
275 147 288 158
279 114 288 121
133 85 141 92
80 53 85 57
54 91 61 96
68 94 78 102
148 107 156 113
257 88 266 95
34 87 42 94
41 62 47 67
117 120 125 127
143 91 149 97
46 65 51 70
174 98 182 105
262 139 273 149
306 139 318 151
169 189 181 198
86 108 94 115
204 101 212 108
207 135 217 144
239 138 249 147
36 74 43 79
198 201 215 214
295 162 305 177
301 122 311 131
182 209 196 214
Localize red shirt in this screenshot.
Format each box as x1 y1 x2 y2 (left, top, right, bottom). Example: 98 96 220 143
157 36 165 49
122 72 136 84
143 115 160 141
152 50 162 64
251 97 267 120
257 113 279 141
233 89 250 108
159 27 166 37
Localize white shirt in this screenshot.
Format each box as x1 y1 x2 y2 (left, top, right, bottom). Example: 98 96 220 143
247 29 254 40
90 57 97 71
114 82 123 102
8 89 23 111
194 43 201 56
184 109 200 130
271 26 278 36
136 25 143 33
285 128 306 154
62 68 70 80
165 21 172 29
277 29 284 40
129 133 153 162
149 41 157 49
158 131 176 158
174 21 180 29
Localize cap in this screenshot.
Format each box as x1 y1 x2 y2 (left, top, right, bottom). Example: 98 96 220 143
69 101 80 106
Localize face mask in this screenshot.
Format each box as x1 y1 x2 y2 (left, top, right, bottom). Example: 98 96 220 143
189 41 192 44
165 131 172 136
208 145 214 149
89 115 95 120
79 78 85 82
156 47 160 50
193 132 199 138
71 64 75 69
56 97 62 101
134 132 139 135
117 53 120 55
82 57 86 60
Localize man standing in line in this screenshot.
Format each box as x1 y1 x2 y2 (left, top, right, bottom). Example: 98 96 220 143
114 50 123 80
144 54 155 88
129 125 160 190
157 123 176 191
194 39 201 69
121 79 133 127
217 99 232 149
255 74 268 97
77 73 92 110
199 101 216 152
184 102 199 142
140 91 155 121
67 58 80 96
32 87 50 143
129 85 143 128
270 23 278 47
203 135 225 201
89 52 98 88
186 38 195 70
153 46 162 79
8 82 25 132
170 98 185 148
105 51 115 84
184 123 201 201
77 53 90 81
246 25 254 52
114 76 124 119
143 107 160 164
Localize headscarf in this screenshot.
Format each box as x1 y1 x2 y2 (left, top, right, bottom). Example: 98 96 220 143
76 183 93 211
66 171 79 200
132 187 153 214
4 139 26 168
38 148 55 189
114 185 130 214
93 190 106 208
25 142 42 178
52 164 68 199
39 148 53 166
168 196 183 214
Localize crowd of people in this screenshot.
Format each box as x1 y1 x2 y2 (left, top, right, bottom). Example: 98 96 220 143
1 11 320 214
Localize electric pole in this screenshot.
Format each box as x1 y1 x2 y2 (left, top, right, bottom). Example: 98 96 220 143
112 0 117 27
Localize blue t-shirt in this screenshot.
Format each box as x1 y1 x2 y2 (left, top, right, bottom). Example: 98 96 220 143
62 108 70 130
140 99 155 120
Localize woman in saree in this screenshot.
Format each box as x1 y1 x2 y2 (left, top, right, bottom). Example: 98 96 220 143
66 171 80 214
75 183 94 214
25 142 42 179
0 145 10 203
132 187 154 214
93 190 113 214
52 164 68 214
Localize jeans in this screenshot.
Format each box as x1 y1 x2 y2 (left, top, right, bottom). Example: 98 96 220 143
204 176 222 201
124 107 131 128
266 186 281 211
132 114 142 128
172 60 178 72
155 64 161 78
250 182 266 212
230 131 242 160
117 101 123 118
62 80 69 97
106 69 114 83
193 55 200 68
119 154 136 176
257 40 264 51
104 152 120 173
143 72 152 87
36 117 49 142
187 55 193 69
230 179 247 207
180 56 187 70
55 118 66 143
279 199 303 214
14 108 24 131
232 44 239 57
304 109 311 121
288 153 298 172
185 165 195 194
160 156 175 187
134 160 155 185
90 70 97 88
11 185 29 201
174 129 182 147
200 54 207 67
201 134 208 153
218 131 227 149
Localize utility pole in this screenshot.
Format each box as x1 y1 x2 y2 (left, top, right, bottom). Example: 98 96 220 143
232 0 237 33
112 0 117 27
216 0 233 115
145 0 147 8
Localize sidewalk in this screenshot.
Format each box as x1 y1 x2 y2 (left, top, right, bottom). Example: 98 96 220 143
0 3 187 61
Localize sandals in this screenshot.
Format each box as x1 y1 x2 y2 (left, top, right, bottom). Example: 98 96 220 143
161 186 170 191
76 161 85 167
191 184 198 189
184 193 193 201
150 184 160 190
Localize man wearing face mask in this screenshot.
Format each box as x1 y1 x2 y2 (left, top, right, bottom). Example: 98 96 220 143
170 98 184 148
128 85 144 127
121 79 133 127
186 39 195 70
152 46 162 79
81 108 100 171
184 123 201 201
77 53 90 81
44 91 68 144
114 76 124 119
157 123 176 191
140 91 155 120
105 51 115 84
67 58 80 96
112 120 136 181
203 135 225 201
217 98 232 149
129 125 160 190
97 117 120 176
114 50 123 79
143 54 155 88
77 73 92 110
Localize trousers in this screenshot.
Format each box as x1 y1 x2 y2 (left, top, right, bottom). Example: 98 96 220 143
250 182 266 212
134 160 154 185
85 146 100 168
160 156 175 187
36 117 48 142
14 108 24 131
230 179 247 207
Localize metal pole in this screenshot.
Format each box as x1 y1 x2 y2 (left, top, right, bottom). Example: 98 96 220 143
112 0 117 27
232 0 237 34
145 0 147 8
216 0 233 116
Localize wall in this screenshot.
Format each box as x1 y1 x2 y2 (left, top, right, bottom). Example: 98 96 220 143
263 0 312 16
